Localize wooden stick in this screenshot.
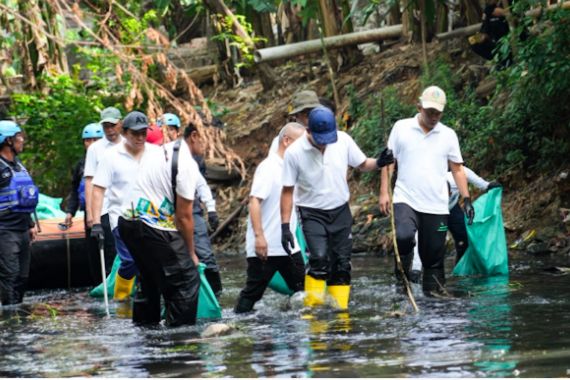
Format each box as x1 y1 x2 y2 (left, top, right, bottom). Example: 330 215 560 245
209 198 247 242
387 170 419 313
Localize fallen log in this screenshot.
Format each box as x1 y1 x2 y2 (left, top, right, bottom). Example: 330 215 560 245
254 25 403 63
186 65 217 85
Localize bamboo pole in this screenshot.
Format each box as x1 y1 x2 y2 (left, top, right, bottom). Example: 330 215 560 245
254 25 403 63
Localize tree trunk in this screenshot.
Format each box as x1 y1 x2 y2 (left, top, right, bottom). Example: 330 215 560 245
202 0 276 90
402 0 420 42
390 0 402 25
318 0 362 68
460 0 483 26
247 7 275 47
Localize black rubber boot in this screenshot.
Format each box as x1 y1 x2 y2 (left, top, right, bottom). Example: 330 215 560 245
234 297 256 314
422 268 446 296
205 269 223 298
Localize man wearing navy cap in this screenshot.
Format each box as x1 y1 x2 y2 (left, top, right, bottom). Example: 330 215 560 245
280 106 393 310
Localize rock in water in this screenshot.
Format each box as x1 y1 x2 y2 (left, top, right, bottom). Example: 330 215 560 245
201 323 233 338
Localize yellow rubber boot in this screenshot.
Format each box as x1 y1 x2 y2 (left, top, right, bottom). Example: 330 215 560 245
114 274 135 301
304 275 326 307
327 285 350 310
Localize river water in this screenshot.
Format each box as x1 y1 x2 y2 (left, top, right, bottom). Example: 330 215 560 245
1 253 569 377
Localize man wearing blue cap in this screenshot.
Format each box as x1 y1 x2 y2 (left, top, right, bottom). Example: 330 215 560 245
280 106 393 310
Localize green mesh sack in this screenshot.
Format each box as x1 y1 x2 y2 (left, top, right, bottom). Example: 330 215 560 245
268 225 308 295
453 187 509 276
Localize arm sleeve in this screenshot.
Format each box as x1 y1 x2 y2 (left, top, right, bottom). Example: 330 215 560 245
83 144 97 177
345 133 367 168
250 162 272 201
175 154 198 201
464 166 490 190
64 159 83 215
282 151 298 187
196 173 216 212
447 130 464 164
92 154 112 189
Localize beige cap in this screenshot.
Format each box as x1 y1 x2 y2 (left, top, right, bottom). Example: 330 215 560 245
419 86 446 112
289 90 321 115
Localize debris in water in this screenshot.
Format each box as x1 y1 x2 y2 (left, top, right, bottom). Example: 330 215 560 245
201 323 233 338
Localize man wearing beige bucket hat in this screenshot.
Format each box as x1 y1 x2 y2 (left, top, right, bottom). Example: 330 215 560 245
379 85 474 295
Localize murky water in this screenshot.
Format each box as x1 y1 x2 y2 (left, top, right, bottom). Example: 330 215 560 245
1 253 569 377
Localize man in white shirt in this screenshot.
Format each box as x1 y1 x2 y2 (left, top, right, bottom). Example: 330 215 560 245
83 107 124 276
379 86 475 295
91 111 161 301
117 124 202 326
235 122 306 314
281 106 392 310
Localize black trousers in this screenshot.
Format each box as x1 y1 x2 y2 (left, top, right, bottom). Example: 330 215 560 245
85 213 117 282
117 217 200 327
299 203 353 285
448 203 468 263
394 203 448 291
0 229 30 305
235 253 305 312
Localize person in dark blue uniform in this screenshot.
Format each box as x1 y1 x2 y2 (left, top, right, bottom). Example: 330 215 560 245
0 120 39 306
62 123 104 228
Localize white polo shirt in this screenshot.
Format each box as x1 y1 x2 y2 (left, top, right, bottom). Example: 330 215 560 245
196 174 216 212
282 131 366 210
128 140 200 231
92 141 161 230
388 115 463 215
84 135 124 214
246 152 299 258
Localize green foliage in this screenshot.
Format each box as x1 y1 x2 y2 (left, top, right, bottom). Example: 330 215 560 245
348 85 415 183
212 14 266 68
9 75 109 196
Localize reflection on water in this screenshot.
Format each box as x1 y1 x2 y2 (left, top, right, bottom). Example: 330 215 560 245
1 254 569 377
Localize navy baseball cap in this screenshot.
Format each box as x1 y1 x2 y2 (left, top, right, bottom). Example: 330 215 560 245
122 111 149 131
308 106 337 145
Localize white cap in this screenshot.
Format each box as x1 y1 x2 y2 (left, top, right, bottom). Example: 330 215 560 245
419 86 446 112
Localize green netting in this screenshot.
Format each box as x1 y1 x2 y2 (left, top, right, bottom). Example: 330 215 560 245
90 257 221 319
453 188 509 276
268 225 308 295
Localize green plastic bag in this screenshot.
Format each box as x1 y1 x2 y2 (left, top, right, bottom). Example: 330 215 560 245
453 187 509 276
197 263 222 319
90 257 221 319
268 225 308 295
35 193 84 220
89 254 122 298
36 193 67 220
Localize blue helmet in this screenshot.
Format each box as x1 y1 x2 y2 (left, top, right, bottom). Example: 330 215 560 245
82 123 104 139
0 120 22 144
159 113 181 128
